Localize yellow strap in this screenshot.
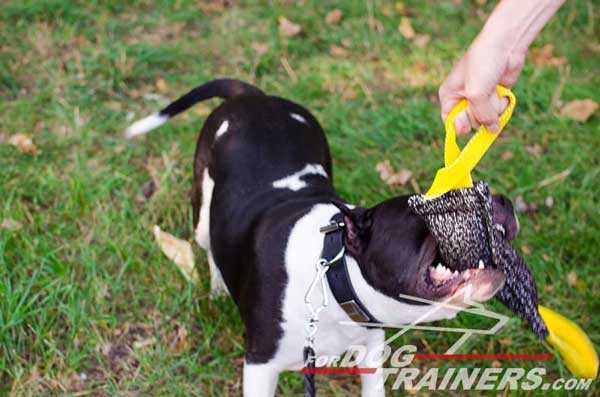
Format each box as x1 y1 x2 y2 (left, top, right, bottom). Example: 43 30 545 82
539 305 599 379
425 86 516 199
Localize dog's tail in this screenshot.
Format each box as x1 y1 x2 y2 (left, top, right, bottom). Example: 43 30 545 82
125 78 264 138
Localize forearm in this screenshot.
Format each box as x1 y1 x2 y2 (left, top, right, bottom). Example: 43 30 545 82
477 0 565 54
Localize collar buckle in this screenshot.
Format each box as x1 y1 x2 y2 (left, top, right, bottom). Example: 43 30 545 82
319 220 345 234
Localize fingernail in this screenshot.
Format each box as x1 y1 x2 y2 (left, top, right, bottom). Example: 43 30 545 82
488 121 499 133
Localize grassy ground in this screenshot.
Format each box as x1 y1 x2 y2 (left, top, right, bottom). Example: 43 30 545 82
1 0 599 395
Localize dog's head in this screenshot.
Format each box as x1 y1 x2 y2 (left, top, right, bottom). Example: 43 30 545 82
333 194 519 305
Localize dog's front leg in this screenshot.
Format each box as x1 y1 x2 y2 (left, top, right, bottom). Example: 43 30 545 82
359 329 386 397
243 361 280 397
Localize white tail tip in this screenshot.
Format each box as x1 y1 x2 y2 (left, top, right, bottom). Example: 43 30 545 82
125 113 168 138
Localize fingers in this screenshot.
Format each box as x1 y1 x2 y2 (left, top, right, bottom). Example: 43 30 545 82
466 89 501 132
454 94 510 136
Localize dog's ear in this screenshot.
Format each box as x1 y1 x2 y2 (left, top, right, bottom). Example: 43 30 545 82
332 200 373 255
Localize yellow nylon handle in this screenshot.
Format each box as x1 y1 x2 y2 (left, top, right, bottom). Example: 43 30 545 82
425 86 516 199
539 305 599 379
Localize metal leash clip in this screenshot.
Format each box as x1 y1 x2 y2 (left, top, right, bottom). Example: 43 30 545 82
303 241 345 347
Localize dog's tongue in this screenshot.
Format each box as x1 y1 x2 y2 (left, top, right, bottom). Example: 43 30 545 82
491 228 549 339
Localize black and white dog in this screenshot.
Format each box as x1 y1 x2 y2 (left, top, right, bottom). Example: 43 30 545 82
127 79 518 396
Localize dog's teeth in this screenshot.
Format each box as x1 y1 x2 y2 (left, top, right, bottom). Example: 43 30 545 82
478 260 485 269
454 270 459 276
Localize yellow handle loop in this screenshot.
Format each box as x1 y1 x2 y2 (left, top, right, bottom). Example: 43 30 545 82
539 305 599 379
425 86 516 199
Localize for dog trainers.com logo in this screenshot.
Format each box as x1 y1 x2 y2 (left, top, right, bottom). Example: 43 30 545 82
302 344 592 392
301 294 593 392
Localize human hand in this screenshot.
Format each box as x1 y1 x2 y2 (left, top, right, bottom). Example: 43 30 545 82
439 0 564 136
438 38 524 135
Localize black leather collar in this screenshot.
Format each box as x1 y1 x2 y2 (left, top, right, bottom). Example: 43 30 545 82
320 213 379 325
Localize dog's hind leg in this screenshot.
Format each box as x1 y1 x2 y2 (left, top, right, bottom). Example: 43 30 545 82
359 329 386 397
243 361 280 397
193 167 229 298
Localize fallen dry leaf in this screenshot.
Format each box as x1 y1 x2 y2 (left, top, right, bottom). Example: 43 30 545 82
398 17 415 39
325 9 343 25
368 16 384 33
531 44 567 67
278 16 302 37
198 0 227 13
133 337 157 350
526 143 545 156
395 3 415 16
172 326 188 353
514 195 528 213
341 38 352 48
8 133 40 155
412 34 430 48
521 245 532 255
329 44 350 58
501 151 514 160
381 6 393 17
1 218 22 231
376 160 412 186
153 225 198 283
567 271 577 287
155 79 168 93
251 42 269 55
559 99 598 122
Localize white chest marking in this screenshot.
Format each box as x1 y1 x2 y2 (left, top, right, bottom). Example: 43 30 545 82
272 164 328 191
215 120 229 139
289 112 308 124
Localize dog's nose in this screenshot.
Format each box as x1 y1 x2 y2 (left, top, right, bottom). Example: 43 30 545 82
492 194 519 240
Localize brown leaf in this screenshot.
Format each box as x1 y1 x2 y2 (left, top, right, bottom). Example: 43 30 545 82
521 245 532 255
567 271 577 287
412 34 430 48
198 0 226 13
526 143 545 156
501 151 514 160
341 38 352 48
376 160 412 186
133 337 157 350
251 42 269 55
329 44 350 58
1 218 22 231
325 9 343 25
559 99 598 122
368 17 384 33
514 195 526 212
8 133 40 155
278 16 302 37
155 79 168 93
153 225 198 283
172 326 188 353
395 3 415 16
398 17 415 39
381 6 393 17
531 44 567 67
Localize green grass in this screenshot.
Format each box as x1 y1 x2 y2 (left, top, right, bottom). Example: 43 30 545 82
1 0 599 395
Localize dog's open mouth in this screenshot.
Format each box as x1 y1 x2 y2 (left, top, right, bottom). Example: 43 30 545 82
417 235 506 304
